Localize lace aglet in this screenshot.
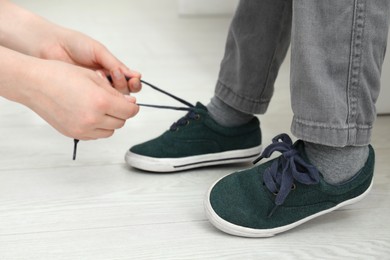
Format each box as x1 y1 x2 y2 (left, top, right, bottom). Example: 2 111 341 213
73 139 79 160
253 155 264 165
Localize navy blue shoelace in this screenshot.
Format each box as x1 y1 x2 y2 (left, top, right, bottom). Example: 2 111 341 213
72 77 195 160
253 134 320 217
169 109 200 131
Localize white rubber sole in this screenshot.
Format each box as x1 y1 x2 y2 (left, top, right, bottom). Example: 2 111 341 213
125 145 262 173
204 176 373 238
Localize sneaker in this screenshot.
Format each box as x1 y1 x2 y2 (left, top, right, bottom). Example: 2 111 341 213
204 134 374 237
125 102 262 172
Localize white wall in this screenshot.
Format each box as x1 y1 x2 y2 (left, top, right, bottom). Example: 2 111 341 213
178 0 238 15
178 0 390 113
378 40 390 114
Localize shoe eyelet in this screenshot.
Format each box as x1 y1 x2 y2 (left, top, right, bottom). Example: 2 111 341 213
263 182 279 196
195 114 201 120
185 120 190 126
291 183 296 191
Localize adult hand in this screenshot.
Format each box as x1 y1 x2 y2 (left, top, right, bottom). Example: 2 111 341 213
1 47 139 140
0 0 141 94
40 28 142 95
29 60 140 140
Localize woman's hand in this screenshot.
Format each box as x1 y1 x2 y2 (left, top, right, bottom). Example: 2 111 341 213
27 60 140 140
39 28 142 95
0 0 141 94
0 47 139 140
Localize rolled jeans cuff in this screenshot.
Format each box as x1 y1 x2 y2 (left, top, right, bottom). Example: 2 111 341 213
291 116 373 146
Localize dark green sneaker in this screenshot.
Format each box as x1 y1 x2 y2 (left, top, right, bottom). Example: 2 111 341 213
125 102 262 172
205 134 374 237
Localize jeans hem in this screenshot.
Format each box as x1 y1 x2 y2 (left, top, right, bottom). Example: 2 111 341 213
215 80 270 114
291 116 372 146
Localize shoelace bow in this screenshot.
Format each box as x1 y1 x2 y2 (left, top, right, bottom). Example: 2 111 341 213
253 134 320 217
72 77 195 160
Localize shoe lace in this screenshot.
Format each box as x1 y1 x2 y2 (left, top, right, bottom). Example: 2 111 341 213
169 110 200 131
72 77 195 160
253 134 320 217
136 79 194 111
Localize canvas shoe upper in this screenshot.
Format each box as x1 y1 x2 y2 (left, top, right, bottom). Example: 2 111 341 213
205 134 375 237
125 102 262 172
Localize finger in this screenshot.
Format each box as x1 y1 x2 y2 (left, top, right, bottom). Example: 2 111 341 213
99 115 126 130
106 97 140 120
72 116 125 140
93 44 142 82
94 44 125 71
96 70 111 83
91 70 121 97
110 69 129 94
124 95 137 103
122 67 142 79
85 129 116 140
128 77 142 93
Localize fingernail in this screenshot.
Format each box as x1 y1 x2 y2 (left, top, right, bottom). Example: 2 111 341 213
96 70 105 79
133 81 140 90
113 70 122 80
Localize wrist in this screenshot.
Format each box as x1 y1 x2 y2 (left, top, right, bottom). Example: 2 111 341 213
0 46 42 106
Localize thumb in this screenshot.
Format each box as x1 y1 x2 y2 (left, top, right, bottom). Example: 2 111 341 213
94 44 125 72
95 70 137 104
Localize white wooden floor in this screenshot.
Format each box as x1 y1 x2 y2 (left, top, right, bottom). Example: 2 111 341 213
1 1 389 259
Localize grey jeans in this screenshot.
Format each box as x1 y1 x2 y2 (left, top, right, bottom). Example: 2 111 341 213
215 0 390 146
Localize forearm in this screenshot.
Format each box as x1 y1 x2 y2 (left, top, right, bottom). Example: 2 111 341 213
0 45 37 104
0 0 63 58
1 44 139 140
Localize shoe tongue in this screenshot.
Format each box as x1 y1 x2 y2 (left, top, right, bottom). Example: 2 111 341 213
194 102 208 111
294 140 307 159
295 140 316 166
